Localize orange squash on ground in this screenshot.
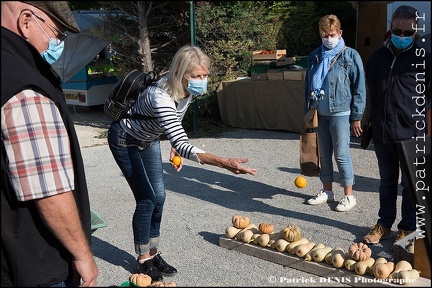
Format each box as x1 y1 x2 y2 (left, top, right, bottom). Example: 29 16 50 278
258 223 274 234
129 273 152 287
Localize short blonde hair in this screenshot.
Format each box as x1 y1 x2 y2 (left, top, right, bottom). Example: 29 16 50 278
158 45 210 102
318 14 341 37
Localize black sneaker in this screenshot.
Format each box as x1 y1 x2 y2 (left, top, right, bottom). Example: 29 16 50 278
152 252 178 275
136 258 163 282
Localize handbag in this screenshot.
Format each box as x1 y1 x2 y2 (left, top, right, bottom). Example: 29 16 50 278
304 108 318 129
360 120 373 149
300 129 320 176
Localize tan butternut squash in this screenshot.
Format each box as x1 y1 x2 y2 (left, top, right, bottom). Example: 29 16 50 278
225 225 241 239
331 249 347 268
268 230 284 249
406 243 415 253
394 260 413 273
324 251 333 264
241 229 254 243
326 248 342 265
251 233 262 244
275 239 290 252
389 260 413 281
235 224 257 241
354 257 375 276
312 246 333 262
368 257 388 276
373 261 395 280
287 237 309 254
295 242 315 258
259 233 271 247
396 269 421 285
304 243 326 261
345 258 358 271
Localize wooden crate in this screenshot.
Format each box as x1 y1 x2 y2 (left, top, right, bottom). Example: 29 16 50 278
252 49 286 61
219 236 431 287
276 57 296 66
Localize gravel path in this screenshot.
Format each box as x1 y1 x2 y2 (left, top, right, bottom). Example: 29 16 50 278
70 105 423 287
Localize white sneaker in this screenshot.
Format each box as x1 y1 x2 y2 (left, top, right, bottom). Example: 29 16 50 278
335 195 356 212
306 189 334 205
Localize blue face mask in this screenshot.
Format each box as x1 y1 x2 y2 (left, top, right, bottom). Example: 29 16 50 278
186 77 208 96
391 34 414 50
41 38 64 64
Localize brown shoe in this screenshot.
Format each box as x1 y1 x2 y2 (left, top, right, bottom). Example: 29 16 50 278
395 229 414 242
362 224 392 244
394 229 414 247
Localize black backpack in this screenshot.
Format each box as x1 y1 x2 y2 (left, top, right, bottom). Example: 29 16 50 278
104 69 157 121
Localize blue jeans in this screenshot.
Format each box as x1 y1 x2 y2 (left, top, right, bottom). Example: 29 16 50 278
108 121 165 255
317 115 354 187
374 141 416 231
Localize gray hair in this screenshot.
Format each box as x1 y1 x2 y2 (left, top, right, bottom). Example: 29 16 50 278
391 5 418 22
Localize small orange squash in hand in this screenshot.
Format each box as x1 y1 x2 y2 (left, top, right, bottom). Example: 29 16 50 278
349 242 372 262
258 223 274 234
282 225 302 242
232 215 250 229
172 156 181 166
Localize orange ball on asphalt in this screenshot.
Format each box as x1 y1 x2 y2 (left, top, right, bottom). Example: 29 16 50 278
294 176 307 188
172 156 182 166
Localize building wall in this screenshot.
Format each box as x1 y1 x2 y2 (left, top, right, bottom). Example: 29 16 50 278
355 2 390 65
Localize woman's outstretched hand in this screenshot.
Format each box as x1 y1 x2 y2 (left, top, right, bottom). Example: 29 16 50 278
224 158 257 176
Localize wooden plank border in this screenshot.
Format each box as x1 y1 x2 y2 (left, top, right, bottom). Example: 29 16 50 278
219 236 430 287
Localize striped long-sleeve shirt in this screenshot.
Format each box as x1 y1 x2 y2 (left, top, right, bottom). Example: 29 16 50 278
122 85 205 163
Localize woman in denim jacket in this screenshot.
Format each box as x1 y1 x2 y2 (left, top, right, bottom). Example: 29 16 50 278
304 14 366 212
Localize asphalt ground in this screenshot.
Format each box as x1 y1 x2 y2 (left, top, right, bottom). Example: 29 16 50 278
69 105 420 287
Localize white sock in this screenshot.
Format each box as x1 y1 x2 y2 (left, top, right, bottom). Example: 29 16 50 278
138 256 152 264
346 195 355 199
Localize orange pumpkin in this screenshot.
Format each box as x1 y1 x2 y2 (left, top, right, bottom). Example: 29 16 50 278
232 215 250 229
258 223 275 234
282 225 302 242
349 242 372 261
129 273 152 287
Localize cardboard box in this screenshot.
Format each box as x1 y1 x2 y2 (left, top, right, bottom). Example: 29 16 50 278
276 57 296 66
283 70 306 81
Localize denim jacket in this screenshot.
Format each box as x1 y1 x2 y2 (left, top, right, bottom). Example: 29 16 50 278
304 46 366 121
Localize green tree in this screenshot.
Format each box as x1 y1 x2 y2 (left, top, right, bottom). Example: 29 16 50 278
280 1 357 56
67 1 357 132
